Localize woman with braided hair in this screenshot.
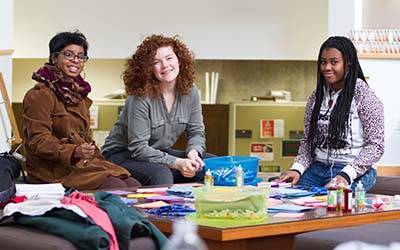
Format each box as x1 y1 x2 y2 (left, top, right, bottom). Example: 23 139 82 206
279 36 384 191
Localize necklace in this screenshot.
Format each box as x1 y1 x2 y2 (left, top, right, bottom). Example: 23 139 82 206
321 89 334 117
328 91 333 109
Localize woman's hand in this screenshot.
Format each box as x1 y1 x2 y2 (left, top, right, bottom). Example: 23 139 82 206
74 142 96 159
187 149 204 170
172 158 199 178
325 175 349 187
277 170 301 185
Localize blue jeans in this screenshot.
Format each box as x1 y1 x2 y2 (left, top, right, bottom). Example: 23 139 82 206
298 161 377 192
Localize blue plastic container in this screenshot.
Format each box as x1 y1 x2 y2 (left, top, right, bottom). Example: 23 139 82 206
204 156 259 186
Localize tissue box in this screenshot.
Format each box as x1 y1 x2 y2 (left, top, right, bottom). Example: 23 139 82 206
204 156 259 186
192 186 268 220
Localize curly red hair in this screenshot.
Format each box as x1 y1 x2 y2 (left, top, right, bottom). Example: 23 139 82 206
123 34 195 97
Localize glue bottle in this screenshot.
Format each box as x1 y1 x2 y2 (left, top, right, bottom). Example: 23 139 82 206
235 165 244 187
327 178 338 212
343 185 353 212
336 182 345 211
355 181 366 210
204 169 214 187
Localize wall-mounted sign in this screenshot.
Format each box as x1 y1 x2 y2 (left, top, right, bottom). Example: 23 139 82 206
260 119 284 138
259 163 281 173
250 142 273 161
236 129 252 138
282 140 301 157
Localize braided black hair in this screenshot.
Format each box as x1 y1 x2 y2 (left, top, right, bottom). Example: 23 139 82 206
309 36 367 155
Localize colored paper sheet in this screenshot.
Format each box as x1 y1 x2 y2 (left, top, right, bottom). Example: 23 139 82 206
105 190 133 195
145 195 184 203
273 212 305 218
136 187 168 194
171 183 203 188
315 196 328 201
290 197 327 207
268 198 284 206
127 193 158 198
266 182 292 188
119 197 138 205
278 187 310 195
134 201 169 209
268 204 313 213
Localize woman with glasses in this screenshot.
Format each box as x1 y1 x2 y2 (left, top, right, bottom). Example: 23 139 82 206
22 31 141 190
102 34 214 186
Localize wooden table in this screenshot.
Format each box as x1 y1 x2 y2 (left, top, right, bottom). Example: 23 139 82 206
148 206 400 250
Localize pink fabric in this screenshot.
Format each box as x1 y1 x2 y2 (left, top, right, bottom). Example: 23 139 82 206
61 192 118 250
0 195 27 209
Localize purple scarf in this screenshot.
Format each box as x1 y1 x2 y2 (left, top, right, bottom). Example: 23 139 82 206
32 63 91 105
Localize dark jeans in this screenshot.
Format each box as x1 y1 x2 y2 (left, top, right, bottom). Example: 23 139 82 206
298 161 377 192
104 148 215 186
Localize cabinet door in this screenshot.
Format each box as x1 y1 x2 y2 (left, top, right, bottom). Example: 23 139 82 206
173 104 229 156
229 103 305 173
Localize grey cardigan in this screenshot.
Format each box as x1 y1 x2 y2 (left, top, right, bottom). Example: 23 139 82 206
102 85 205 165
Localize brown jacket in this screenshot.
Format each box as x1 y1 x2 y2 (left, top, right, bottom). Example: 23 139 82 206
22 83 130 190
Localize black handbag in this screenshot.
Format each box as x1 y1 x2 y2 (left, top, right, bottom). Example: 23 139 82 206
0 72 24 204
0 151 22 204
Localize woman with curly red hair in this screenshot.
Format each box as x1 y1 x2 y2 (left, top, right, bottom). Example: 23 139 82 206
102 34 213 186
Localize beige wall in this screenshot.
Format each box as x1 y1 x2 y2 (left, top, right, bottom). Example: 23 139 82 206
363 0 400 29
13 59 316 103
195 60 316 103
13 0 328 60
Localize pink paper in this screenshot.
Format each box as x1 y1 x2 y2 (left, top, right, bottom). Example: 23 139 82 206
291 197 327 207
274 213 305 218
105 190 134 195
269 198 284 206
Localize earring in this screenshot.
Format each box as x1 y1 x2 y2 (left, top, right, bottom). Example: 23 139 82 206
81 70 86 79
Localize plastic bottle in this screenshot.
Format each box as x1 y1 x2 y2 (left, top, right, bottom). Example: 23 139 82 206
355 181 366 210
336 182 345 211
327 178 338 212
342 185 353 212
235 165 244 187
163 220 207 250
204 169 214 187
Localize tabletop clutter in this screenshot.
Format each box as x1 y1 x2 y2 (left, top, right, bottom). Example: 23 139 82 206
1 156 399 230
112 156 398 227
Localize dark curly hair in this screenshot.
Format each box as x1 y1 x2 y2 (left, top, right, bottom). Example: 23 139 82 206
123 34 195 97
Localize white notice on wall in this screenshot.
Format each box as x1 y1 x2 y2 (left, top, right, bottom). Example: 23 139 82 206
260 119 284 138
250 142 274 161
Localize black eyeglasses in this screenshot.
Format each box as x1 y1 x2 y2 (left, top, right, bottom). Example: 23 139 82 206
56 50 89 62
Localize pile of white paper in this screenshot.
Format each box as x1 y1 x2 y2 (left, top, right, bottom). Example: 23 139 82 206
16 183 65 200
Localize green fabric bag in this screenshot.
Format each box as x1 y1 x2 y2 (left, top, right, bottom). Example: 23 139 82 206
94 191 168 250
15 209 109 250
